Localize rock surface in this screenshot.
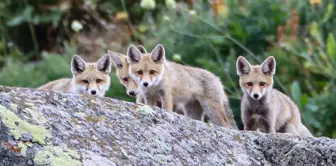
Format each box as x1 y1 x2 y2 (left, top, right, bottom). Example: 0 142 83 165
0 86 335 166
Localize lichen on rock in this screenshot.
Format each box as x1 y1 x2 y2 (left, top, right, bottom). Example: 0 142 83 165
33 146 81 166
136 105 154 115
0 105 51 145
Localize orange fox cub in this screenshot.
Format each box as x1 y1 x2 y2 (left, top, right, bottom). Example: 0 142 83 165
109 45 147 98
126 44 231 127
38 54 112 97
108 46 181 112
236 56 312 137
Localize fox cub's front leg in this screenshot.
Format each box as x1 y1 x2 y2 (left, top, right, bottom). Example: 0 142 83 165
259 118 276 133
243 112 257 131
136 95 145 104
144 95 157 107
262 111 276 133
162 92 173 112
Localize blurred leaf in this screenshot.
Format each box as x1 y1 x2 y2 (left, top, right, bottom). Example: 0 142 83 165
327 33 336 61
302 110 321 129
310 22 323 45
23 6 33 22
0 9 10 18
7 16 25 27
210 36 225 45
7 6 33 26
301 94 309 109
321 3 333 23
33 10 63 28
305 103 318 112
291 81 302 109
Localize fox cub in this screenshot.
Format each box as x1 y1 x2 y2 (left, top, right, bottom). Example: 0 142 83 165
108 45 147 99
126 44 231 127
108 46 184 114
38 54 112 97
236 56 312 137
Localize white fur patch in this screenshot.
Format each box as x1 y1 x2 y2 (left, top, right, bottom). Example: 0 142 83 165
71 77 111 97
154 67 164 86
129 71 141 84
71 79 86 94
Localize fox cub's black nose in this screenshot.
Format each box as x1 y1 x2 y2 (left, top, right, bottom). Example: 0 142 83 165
91 90 97 95
129 91 136 96
253 94 259 99
143 82 148 87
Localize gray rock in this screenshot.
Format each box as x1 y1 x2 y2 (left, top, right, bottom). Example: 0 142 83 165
0 86 335 166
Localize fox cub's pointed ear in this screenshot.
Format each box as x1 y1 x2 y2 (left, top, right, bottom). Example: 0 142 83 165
136 45 147 54
150 44 165 64
71 55 86 76
108 50 124 69
127 45 142 64
97 54 112 74
236 56 252 75
261 56 276 75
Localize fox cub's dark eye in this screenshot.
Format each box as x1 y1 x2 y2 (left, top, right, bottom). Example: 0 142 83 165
82 80 89 84
150 70 156 74
96 79 102 83
123 77 128 82
137 70 143 75
246 82 253 86
260 82 266 86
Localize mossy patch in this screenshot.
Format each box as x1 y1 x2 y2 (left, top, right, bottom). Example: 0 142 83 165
18 142 27 156
34 146 81 166
72 117 79 125
17 142 33 156
85 115 106 124
22 107 48 124
136 105 154 115
0 105 51 145
10 103 18 110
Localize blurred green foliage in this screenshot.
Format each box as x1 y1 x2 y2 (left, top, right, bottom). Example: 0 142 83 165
0 0 336 137
0 45 74 88
0 43 133 102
